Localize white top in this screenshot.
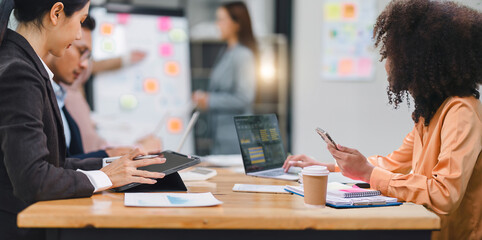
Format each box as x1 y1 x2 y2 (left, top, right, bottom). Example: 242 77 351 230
49 79 71 148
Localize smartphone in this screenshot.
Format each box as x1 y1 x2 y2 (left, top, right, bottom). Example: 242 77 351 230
315 128 339 150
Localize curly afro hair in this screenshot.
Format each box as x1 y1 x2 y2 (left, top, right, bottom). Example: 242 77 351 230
373 0 482 125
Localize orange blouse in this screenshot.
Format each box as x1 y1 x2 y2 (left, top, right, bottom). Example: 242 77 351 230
368 96 481 240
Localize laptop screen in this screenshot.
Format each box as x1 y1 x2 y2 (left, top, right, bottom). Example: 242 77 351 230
234 114 287 173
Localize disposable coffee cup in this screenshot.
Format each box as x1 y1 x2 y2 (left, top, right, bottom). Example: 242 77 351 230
302 166 329 208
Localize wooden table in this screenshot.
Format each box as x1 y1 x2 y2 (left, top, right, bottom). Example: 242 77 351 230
18 168 440 240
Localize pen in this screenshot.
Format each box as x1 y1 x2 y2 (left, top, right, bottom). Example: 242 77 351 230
105 154 160 164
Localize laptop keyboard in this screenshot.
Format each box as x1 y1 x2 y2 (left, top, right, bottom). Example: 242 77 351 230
260 169 286 176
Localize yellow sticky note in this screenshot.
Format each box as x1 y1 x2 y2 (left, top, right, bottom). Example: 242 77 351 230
324 3 341 21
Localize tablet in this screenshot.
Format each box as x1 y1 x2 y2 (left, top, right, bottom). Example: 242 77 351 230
114 150 201 192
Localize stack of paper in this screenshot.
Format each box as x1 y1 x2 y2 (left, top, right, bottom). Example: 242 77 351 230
284 184 399 206
232 184 289 194
326 195 398 206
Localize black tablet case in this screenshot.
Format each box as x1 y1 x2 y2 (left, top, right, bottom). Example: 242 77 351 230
116 172 187 192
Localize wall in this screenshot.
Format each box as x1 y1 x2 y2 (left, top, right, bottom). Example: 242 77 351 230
291 0 482 163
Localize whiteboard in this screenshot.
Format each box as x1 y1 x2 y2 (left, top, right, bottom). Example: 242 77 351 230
321 0 377 81
90 5 193 154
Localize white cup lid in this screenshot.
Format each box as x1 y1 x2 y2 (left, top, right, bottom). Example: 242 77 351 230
302 165 329 176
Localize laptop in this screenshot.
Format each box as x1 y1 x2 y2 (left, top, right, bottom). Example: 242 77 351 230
234 114 299 181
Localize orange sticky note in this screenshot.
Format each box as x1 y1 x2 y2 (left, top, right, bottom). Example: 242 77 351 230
343 3 357 19
167 118 183 134
338 59 354 76
165 61 180 76
101 23 114 36
143 78 159 94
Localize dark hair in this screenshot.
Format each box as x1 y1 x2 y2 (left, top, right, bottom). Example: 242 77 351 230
0 0 89 46
221 1 258 56
373 0 482 125
81 15 95 31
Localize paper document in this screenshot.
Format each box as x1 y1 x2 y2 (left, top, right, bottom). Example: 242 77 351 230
232 184 289 194
179 167 217 181
124 192 223 207
203 154 244 167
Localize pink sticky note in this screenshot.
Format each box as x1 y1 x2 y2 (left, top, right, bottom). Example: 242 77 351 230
159 43 173 57
357 58 372 77
117 13 130 25
158 17 171 32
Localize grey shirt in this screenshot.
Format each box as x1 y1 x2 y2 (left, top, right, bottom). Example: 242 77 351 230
208 44 256 154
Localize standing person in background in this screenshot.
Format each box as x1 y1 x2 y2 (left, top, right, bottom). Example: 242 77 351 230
283 0 481 239
192 1 257 154
0 1 165 239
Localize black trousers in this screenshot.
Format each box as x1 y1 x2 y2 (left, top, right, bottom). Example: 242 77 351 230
0 210 44 240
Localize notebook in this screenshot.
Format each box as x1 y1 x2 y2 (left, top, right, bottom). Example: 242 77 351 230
327 188 381 198
326 182 381 198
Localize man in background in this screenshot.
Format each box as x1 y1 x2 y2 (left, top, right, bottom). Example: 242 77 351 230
45 16 161 158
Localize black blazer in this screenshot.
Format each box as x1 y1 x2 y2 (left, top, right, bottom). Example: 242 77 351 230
0 29 102 239
62 106 108 159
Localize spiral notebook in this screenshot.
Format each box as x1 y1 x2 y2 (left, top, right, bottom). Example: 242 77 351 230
327 188 381 198
326 182 380 198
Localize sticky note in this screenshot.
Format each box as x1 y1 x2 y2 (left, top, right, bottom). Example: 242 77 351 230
342 3 357 19
324 3 341 21
100 23 114 36
143 78 159 94
101 38 115 53
169 29 187 43
343 24 357 39
167 118 183 134
158 17 171 32
117 13 130 25
119 94 138 110
357 58 372 77
159 43 173 57
165 61 180 76
338 58 354 76
330 29 337 38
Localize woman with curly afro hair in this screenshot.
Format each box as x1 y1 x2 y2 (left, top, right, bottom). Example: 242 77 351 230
283 0 481 239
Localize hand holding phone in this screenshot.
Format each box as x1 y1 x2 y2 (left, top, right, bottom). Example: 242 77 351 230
315 128 339 150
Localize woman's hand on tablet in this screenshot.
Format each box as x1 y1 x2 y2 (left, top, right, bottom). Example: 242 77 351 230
101 148 166 188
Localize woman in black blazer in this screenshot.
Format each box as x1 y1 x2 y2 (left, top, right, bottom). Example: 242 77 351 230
0 1 165 239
